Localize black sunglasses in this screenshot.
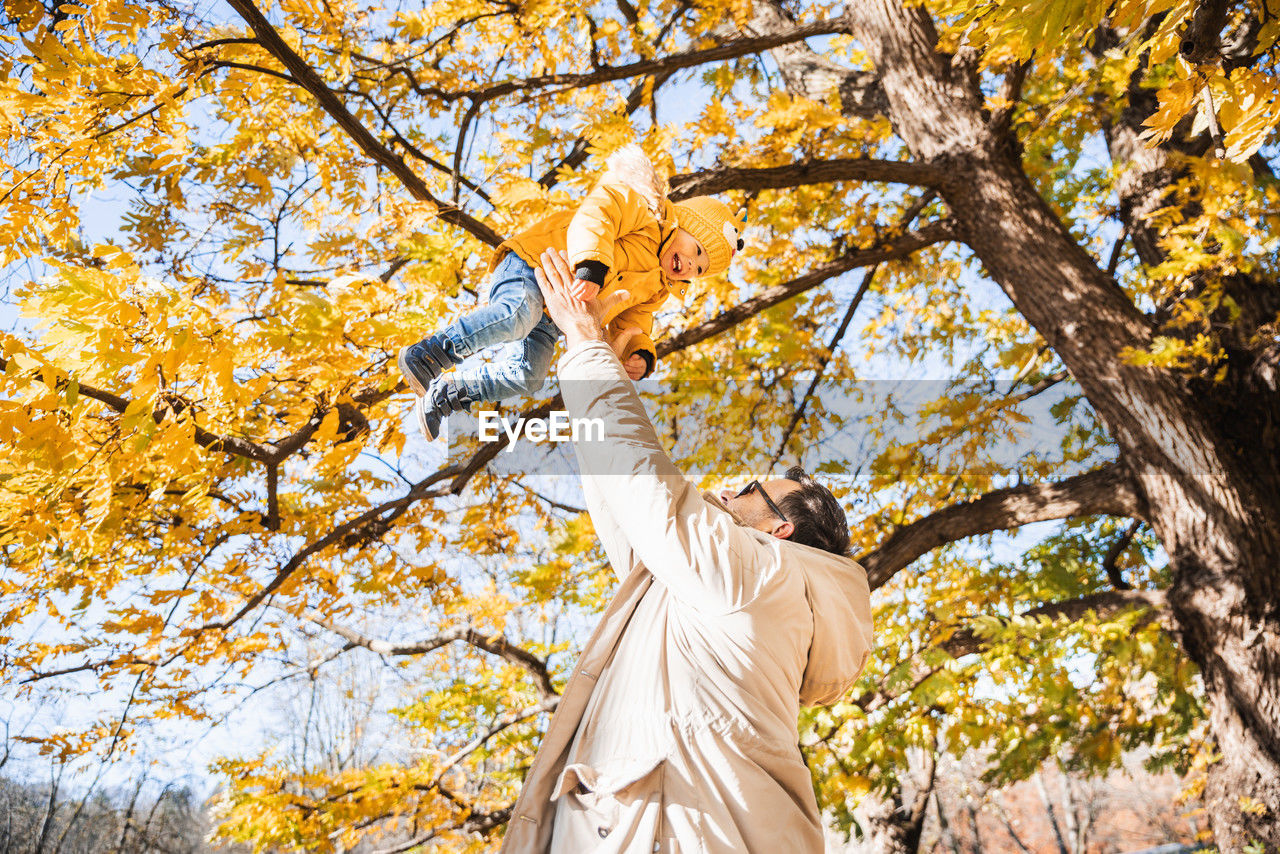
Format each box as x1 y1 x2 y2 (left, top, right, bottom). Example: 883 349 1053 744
736 480 789 523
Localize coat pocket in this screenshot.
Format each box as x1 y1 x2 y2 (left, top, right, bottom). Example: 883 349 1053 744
552 756 665 846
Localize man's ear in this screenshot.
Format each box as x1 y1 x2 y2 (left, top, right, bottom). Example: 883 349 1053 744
770 520 794 540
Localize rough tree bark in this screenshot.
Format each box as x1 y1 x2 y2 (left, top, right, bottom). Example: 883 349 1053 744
859 750 936 854
740 0 1280 847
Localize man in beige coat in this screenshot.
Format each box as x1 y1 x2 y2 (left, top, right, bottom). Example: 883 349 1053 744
499 249 874 854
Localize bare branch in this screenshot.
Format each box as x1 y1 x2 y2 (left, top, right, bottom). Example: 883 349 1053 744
443 17 849 105
669 156 944 198
1102 519 1142 590
431 696 559 782
20 653 152 685
859 464 1147 590
1006 369 1068 405
512 479 587 514
339 84 493 202
205 59 299 85
769 265 877 470
308 615 558 699
767 189 937 470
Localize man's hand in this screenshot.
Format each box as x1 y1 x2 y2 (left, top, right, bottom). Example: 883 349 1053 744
536 248 628 349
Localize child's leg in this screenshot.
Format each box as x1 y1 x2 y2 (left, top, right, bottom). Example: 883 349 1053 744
400 253 545 394
443 253 550 356
443 310 560 404
411 260 560 440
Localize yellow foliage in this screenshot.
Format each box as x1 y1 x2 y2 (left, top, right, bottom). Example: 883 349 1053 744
0 0 1264 846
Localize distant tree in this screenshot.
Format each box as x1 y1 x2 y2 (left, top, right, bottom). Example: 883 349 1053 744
0 771 207 854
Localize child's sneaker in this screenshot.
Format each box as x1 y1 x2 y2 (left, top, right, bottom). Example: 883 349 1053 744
415 395 445 442
398 335 457 396
413 379 476 441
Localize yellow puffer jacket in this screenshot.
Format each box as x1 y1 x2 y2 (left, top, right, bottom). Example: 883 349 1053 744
493 181 686 375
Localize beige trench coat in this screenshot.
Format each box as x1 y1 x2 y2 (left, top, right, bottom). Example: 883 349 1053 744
499 341 874 854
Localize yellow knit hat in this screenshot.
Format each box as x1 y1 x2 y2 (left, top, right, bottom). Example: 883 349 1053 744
671 197 746 278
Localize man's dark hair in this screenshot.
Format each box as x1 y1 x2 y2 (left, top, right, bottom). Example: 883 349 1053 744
777 466 851 557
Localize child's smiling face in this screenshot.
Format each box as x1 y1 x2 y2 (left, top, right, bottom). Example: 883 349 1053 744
660 228 707 281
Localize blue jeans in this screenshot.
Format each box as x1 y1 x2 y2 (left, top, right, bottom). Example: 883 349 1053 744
429 252 560 405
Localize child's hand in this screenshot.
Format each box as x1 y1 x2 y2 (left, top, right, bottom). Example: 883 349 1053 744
571 278 600 301
623 353 647 381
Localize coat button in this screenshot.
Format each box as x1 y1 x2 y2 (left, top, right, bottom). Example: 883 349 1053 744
597 827 610 838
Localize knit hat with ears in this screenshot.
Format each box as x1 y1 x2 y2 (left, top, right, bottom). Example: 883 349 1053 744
671 197 747 278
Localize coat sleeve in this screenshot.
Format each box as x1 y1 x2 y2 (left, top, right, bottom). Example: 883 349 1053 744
559 341 769 612
565 183 651 270
606 294 664 377
581 477 641 582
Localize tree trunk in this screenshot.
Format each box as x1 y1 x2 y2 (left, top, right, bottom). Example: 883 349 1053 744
1035 772 1073 854
860 750 935 853
838 1 1280 847
744 0 1280 843
933 790 962 854
861 794 930 854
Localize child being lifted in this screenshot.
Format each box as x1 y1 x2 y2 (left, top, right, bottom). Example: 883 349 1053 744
398 144 746 439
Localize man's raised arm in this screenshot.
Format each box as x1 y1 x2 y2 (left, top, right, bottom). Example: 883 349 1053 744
536 250 764 610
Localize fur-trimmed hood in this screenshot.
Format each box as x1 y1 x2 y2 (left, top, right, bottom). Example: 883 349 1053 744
599 144 669 219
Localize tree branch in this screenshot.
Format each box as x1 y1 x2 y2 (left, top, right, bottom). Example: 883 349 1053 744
537 71 673 188
201 394 550 633
442 17 849 105
720 0 888 119
0 355 274 463
1102 519 1142 590
430 696 559 783
658 219 955 357
942 589 1168 658
844 589 1169 714
765 189 937 469
367 799 512 854
858 463 1146 590
669 156 944 198
223 0 504 246
769 265 877 470
1180 0 1230 62
205 58 299 85
308 615 557 699
203 222 952 629
200 461 467 631
988 59 1030 135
